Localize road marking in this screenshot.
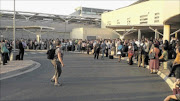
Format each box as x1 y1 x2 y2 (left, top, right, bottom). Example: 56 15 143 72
38 52 45 54
0 61 41 81
30 52 36 55
24 53 28 55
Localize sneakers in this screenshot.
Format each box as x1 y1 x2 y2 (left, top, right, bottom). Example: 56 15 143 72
54 83 62 87
50 79 55 82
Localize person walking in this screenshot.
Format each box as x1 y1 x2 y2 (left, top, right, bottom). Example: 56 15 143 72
51 40 65 86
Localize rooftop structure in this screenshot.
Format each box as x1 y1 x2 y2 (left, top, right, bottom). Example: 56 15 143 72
70 7 112 18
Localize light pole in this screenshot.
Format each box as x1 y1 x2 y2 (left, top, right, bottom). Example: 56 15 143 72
10 0 16 61
64 20 68 39
13 0 16 51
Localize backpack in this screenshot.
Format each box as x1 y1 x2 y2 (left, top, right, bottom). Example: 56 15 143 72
47 49 56 60
134 44 138 51
118 45 122 51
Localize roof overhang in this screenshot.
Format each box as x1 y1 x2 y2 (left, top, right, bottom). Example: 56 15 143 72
164 14 180 26
0 26 55 30
106 25 164 30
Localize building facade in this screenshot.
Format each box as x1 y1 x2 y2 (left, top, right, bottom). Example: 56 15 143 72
101 0 180 41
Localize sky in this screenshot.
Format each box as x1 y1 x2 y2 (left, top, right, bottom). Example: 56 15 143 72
0 0 138 15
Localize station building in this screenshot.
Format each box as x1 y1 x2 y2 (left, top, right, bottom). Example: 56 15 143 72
101 0 180 41
0 7 111 41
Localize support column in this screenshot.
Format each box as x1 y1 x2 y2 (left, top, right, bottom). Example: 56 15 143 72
138 29 141 40
155 29 159 39
36 34 41 43
163 25 170 42
175 32 178 38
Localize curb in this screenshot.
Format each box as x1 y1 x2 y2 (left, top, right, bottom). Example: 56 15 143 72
0 61 41 81
119 57 175 90
69 51 175 90
25 49 47 52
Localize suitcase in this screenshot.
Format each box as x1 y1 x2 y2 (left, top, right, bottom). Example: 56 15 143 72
129 58 133 65
16 55 20 60
109 55 113 59
121 53 126 57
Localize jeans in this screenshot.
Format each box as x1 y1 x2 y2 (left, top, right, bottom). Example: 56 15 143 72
101 50 105 59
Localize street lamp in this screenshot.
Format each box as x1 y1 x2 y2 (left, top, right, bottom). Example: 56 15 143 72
10 0 16 61
13 0 16 51
64 20 68 39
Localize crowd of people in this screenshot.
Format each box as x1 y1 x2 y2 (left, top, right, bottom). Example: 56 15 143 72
0 39 26 65
0 37 180 100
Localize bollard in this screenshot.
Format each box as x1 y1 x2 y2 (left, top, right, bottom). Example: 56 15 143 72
163 62 168 69
10 50 19 61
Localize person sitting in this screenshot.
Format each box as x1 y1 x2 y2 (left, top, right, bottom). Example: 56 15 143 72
159 46 168 63
164 79 180 101
168 47 180 77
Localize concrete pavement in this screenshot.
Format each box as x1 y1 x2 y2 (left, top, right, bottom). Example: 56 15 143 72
0 52 171 101
0 60 40 80
71 51 176 91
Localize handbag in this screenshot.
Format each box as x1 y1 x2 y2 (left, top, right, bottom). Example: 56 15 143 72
117 51 121 55
128 50 134 58
149 49 156 59
1 44 9 53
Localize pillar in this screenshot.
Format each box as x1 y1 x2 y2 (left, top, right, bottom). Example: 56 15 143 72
36 34 41 43
120 35 124 40
155 29 159 39
163 25 170 42
175 32 178 38
138 29 141 40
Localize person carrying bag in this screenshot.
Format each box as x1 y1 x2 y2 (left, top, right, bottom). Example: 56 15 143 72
1 41 9 65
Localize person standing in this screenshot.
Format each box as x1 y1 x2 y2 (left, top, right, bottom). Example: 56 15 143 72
51 40 65 86
144 39 150 65
94 41 100 59
101 40 106 60
19 40 25 60
117 42 123 62
128 43 134 65
149 44 160 74
1 40 9 65
138 41 146 68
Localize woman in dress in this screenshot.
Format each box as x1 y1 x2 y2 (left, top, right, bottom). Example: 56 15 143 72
149 43 160 74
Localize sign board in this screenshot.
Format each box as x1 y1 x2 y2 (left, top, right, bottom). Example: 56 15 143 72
87 36 96 40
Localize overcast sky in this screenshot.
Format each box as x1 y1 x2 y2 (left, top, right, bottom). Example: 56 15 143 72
0 0 138 15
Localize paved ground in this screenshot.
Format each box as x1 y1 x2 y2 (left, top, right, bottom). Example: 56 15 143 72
0 52 171 101
0 60 35 74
